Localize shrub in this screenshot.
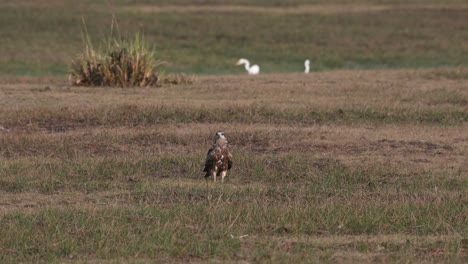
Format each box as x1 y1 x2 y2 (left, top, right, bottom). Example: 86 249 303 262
70 23 160 87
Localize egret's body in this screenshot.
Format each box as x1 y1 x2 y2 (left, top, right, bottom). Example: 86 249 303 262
304 59 310 73
236 58 260 75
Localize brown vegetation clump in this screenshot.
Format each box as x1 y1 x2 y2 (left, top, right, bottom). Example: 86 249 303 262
160 73 197 85
70 29 159 87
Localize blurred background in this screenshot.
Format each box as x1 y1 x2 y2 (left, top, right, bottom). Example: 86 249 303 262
1 0 467 75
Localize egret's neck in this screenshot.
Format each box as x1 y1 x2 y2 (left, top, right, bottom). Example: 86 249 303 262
242 61 250 71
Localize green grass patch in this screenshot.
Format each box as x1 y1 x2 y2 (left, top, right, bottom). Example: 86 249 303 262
0 155 465 195
1 1 468 75
1 200 465 262
0 150 466 262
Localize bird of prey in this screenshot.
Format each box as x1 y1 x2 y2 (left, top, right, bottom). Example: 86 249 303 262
203 132 233 182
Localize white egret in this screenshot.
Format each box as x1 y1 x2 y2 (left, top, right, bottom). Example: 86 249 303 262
236 58 260 75
304 59 310 73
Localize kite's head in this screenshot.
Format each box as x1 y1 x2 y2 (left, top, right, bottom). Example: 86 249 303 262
215 132 225 139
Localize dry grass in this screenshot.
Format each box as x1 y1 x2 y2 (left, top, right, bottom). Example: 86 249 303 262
125 3 468 15
159 73 197 85
70 29 160 87
0 123 466 173
0 69 467 263
1 69 467 126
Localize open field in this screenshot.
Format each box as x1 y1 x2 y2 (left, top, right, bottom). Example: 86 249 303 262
1 0 468 75
1 69 467 262
1 0 467 262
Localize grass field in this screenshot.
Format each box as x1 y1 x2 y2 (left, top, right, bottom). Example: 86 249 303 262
0 0 468 263
1 0 468 75
1 69 467 262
